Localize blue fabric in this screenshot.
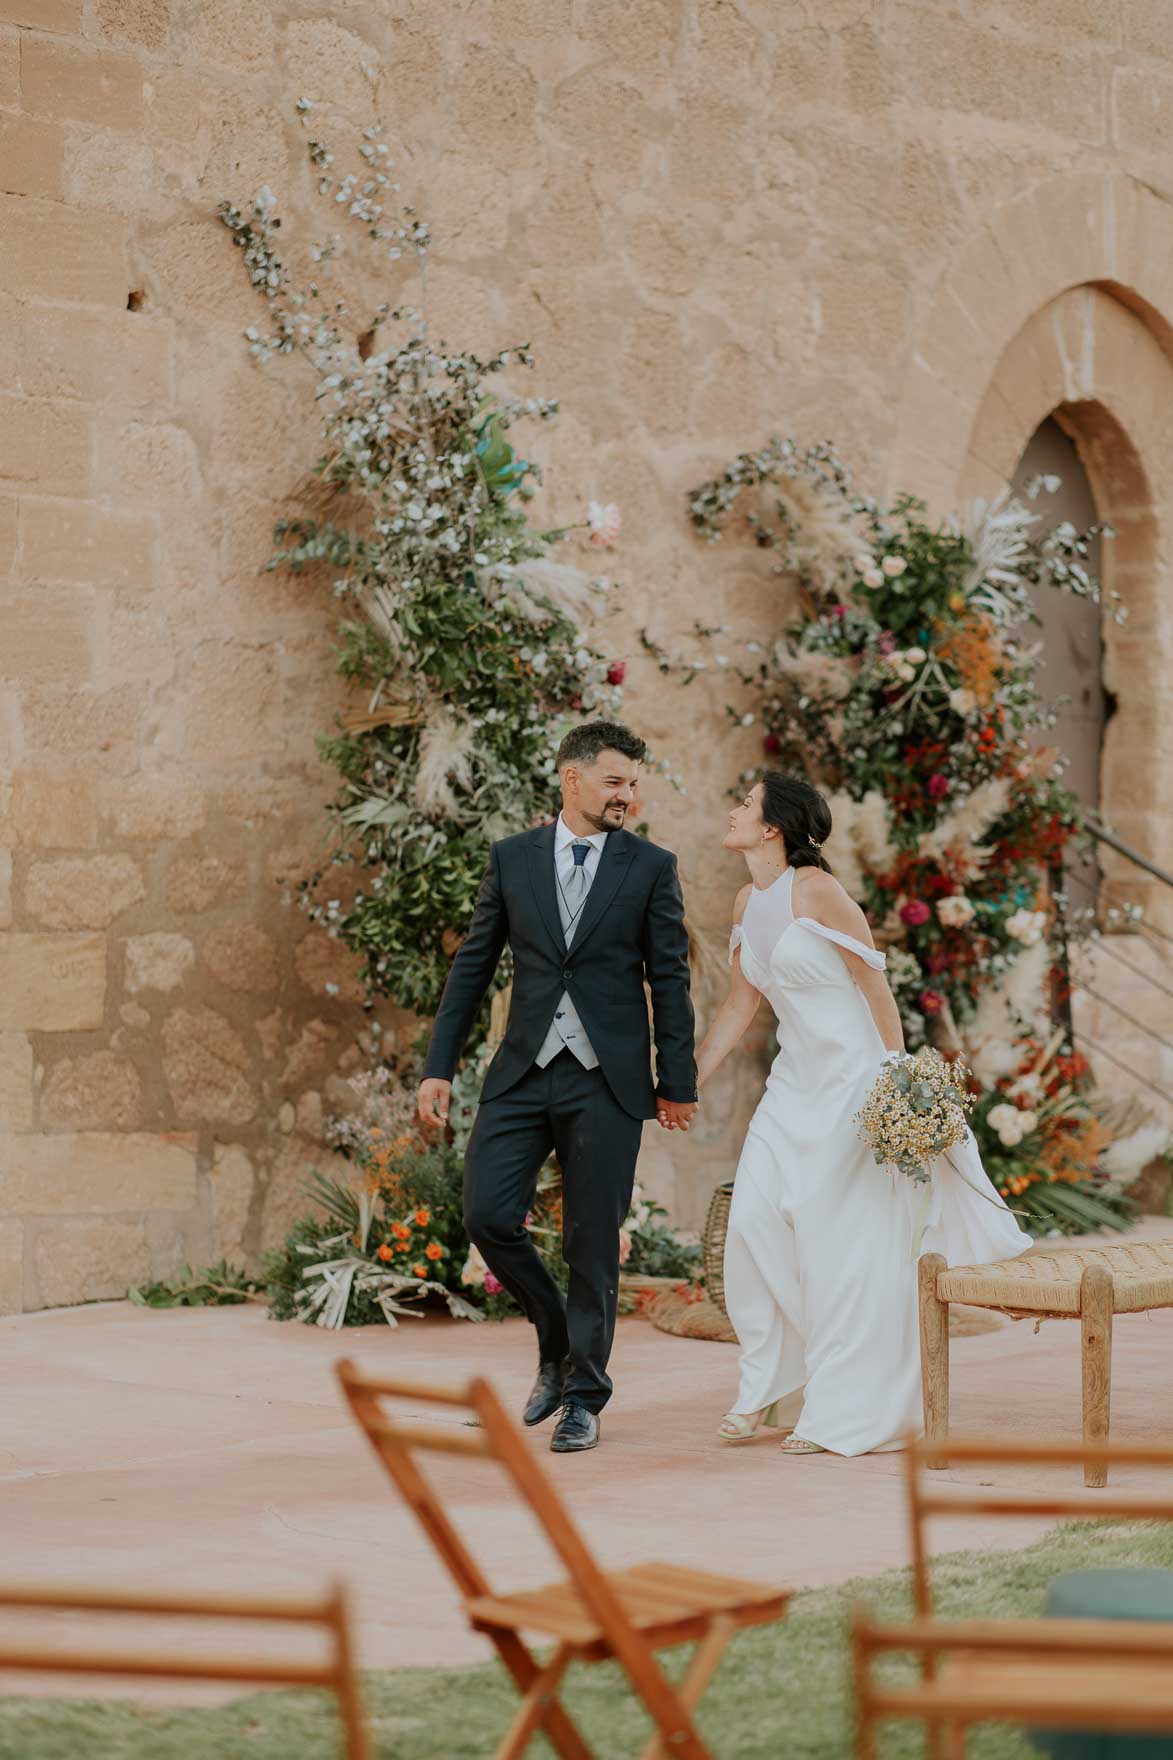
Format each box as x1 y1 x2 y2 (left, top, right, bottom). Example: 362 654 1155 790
1029 1569 1173 1759
571 842 590 867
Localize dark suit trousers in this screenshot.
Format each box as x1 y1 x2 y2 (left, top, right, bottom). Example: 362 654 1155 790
462 1049 644 1413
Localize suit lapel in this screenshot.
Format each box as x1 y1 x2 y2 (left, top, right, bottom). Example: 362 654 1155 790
526 823 565 956
571 830 635 955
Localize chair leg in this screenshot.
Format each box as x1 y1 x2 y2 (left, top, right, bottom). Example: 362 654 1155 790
638 1616 735 1760
495 1643 574 1760
1080 1264 1113 1489
491 1632 594 1760
919 1253 950 1470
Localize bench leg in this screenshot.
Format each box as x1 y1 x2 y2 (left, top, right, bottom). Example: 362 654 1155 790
1080 1264 1113 1489
919 1253 950 1470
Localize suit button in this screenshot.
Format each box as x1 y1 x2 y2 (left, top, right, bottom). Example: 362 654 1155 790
562 969 572 980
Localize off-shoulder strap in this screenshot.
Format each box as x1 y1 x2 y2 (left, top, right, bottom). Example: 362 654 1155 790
794 917 886 970
727 923 745 965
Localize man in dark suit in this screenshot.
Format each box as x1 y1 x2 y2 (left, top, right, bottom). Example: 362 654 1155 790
418 720 698 1452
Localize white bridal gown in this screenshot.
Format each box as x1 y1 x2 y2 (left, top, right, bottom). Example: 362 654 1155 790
724 865 1031 1456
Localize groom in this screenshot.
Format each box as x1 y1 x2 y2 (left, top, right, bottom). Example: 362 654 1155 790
418 720 698 1452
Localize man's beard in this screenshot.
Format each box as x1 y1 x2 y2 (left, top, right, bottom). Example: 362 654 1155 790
582 801 627 834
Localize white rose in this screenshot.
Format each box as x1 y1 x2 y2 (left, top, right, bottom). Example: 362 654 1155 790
1016 1110 1039 1137
1006 908 1046 946
949 687 977 716
936 894 974 928
987 1102 1024 1147
903 646 926 664
882 556 908 577
853 554 874 573
896 663 916 681
863 569 885 588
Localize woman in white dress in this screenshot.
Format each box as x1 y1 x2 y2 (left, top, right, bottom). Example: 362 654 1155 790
696 774 1031 1457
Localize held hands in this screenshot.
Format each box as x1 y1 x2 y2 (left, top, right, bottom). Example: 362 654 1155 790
656 1099 699 1132
417 1078 452 1133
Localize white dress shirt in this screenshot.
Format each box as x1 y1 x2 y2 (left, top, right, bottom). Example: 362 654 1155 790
534 815 607 1070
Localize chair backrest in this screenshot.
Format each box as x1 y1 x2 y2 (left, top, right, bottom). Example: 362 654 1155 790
904 1435 1173 1617
336 1359 649 1660
0 1579 368 1758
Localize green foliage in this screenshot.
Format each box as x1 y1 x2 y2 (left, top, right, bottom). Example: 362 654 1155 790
221 118 623 1044
623 1219 702 1281
128 1262 264 1309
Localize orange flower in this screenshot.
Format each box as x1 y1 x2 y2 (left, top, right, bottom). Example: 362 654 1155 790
412 1262 427 1279
414 1208 430 1227
376 1243 393 1262
392 1222 411 1241
425 1241 443 1261
369 1128 383 1140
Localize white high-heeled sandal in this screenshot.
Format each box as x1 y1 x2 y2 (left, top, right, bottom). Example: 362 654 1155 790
717 1400 781 1443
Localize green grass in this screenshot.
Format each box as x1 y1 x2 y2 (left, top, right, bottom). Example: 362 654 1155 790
2 1521 1171 1760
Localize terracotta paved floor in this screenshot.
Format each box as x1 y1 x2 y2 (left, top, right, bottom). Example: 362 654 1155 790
2 1223 1172 1698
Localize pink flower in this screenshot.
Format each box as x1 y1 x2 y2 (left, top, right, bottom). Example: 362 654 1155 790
926 773 950 800
918 989 944 1016
483 1271 504 1297
606 660 626 686
587 501 621 548
877 630 897 656
829 603 847 619
569 694 583 710
763 732 782 755
900 899 931 927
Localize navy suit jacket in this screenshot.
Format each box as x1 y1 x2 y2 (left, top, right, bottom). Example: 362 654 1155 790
422 823 697 1120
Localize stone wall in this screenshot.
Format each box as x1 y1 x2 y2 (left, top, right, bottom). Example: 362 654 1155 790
2 0 1172 1311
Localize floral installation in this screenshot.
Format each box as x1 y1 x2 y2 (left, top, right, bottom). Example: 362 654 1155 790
684 436 1141 1234
221 113 625 1032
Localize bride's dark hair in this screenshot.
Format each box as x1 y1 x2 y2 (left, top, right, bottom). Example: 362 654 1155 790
761 773 833 873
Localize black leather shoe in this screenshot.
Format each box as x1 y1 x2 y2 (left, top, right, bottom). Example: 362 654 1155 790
550 1401 600 1453
522 1359 567 1428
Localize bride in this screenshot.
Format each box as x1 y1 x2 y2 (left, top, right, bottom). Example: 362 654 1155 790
696 773 1031 1457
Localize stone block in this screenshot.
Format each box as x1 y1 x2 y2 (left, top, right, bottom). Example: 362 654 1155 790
0 1218 22 1315
0 848 9 927
259 1139 352 1255
20 686 142 760
33 1218 151 1308
0 115 64 199
0 0 79 24
25 853 144 929
21 36 143 130
63 128 160 218
183 642 284 762
293 927 366 1004
124 931 194 993
40 1051 143 1131
210 1140 254 1260
202 923 279 994
7 768 101 846
104 419 201 507
0 495 15 569
0 26 15 109
165 856 247 915
0 196 129 306
103 773 206 840
3 1130 197 1214
21 308 174 406
161 1006 257 1125
1 586 93 690
1115 66 1173 159
280 1018 338 1087
0 397 91 495
17 499 157 594
0 1033 33 1131
0 934 106 1030
95 0 173 48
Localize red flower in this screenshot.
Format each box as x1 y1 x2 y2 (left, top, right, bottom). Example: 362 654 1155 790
900 900 931 927
763 732 782 755
606 661 626 686
829 603 847 619
926 773 950 799
925 951 950 975
569 694 583 710
918 989 944 1015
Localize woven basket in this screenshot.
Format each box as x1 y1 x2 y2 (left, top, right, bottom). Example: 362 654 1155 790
702 1181 735 1317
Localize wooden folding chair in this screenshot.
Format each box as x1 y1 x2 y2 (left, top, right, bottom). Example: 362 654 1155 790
336 1359 790 1760
851 1434 1173 1758
0 1579 369 1759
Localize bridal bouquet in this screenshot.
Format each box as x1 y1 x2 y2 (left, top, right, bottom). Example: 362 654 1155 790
856 1047 975 1185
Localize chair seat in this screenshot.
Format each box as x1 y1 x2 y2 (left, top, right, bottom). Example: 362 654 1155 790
465 1561 789 1660
878 1655 1173 1731
937 1239 1173 1316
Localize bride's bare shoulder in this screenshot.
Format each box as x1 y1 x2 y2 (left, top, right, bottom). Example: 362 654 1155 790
793 868 874 943
733 882 752 925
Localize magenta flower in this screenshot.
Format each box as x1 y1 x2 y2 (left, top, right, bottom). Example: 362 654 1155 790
763 732 782 755
926 773 950 799
900 899 931 927
483 1271 504 1297
606 660 626 686
918 989 944 1016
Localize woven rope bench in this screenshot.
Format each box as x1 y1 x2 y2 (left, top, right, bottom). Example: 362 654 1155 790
918 1240 1173 1487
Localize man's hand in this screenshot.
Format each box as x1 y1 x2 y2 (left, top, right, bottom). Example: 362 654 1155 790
417 1078 452 1133
656 1098 698 1132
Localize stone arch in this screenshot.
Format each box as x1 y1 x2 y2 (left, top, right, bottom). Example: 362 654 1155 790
891 176 1173 909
